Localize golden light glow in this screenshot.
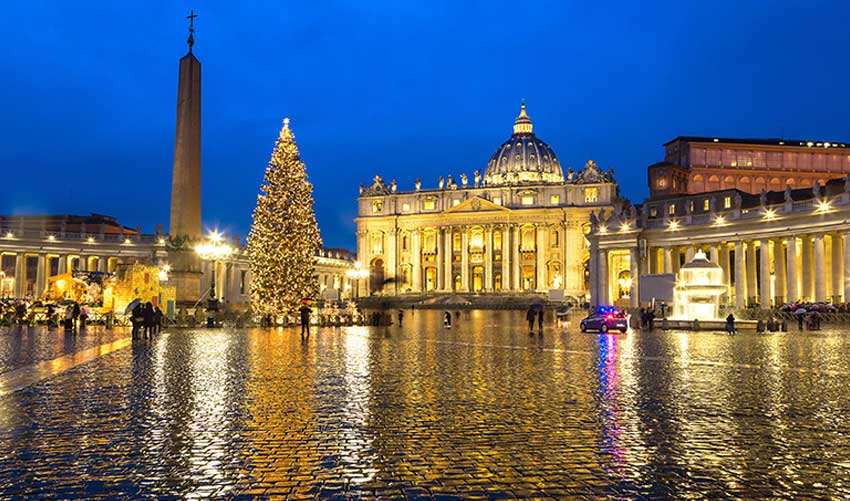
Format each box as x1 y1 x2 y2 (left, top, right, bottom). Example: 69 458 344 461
598 225 608 234
124 238 132 244
762 208 776 220
87 236 95 243
620 222 630 232
667 220 680 231
816 200 832 213
713 215 726 226
47 235 56 241
158 238 166 245
195 232 234 261
4 232 12 238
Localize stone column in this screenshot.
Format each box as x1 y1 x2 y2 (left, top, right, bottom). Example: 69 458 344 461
460 228 469 292
98 256 107 272
35 254 46 298
629 246 639 308
436 229 444 291
759 239 771 308
709 245 719 265
745 242 756 306
484 226 493 291
588 240 598 306
831 233 843 303
719 243 731 299
598 249 609 306
773 239 786 305
685 245 695 263
512 226 521 290
663 247 673 274
844 232 850 303
813 233 827 302
386 229 397 295
785 236 799 303
57 254 67 275
411 230 422 292
735 241 746 310
444 228 453 291
14 253 23 298
535 225 546 291
801 235 813 300
78 255 88 272
501 226 510 291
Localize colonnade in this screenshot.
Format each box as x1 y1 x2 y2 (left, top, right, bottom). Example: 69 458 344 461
594 230 850 309
0 252 118 299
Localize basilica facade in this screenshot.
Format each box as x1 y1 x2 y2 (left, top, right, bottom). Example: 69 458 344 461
355 104 619 300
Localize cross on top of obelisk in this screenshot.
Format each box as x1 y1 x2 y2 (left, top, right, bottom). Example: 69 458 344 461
186 9 198 52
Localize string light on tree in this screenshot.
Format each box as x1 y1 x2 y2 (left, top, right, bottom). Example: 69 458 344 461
247 118 322 316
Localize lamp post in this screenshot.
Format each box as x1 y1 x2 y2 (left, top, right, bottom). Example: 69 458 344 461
194 231 233 327
346 261 369 299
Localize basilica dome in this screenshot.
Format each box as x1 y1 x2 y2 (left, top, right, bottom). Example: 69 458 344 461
483 103 565 186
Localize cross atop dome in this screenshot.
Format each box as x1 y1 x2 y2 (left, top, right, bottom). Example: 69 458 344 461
513 101 533 136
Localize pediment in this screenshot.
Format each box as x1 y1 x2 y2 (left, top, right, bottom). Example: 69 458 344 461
442 196 511 214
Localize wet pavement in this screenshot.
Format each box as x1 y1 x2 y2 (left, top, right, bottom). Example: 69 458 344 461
1 311 850 499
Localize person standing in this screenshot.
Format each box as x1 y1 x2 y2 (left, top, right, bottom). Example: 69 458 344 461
131 303 143 338
72 302 81 332
443 310 452 329
725 313 736 336
79 304 89 330
796 313 804 332
397 309 404 327
299 303 312 338
153 306 164 334
64 305 74 333
526 307 536 334
143 302 155 339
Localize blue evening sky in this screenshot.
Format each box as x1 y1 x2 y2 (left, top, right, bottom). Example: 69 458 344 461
2 1 849 250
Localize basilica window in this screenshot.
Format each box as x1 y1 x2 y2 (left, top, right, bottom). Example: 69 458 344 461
703 199 709 211
584 187 598 203
452 199 460 207
492 196 502 205
423 199 436 210
552 230 560 248
402 235 409 251
650 207 658 217
402 202 410 212
372 200 383 213
688 201 694 213
723 196 731 209
550 194 560 205
521 228 535 251
371 234 383 255
494 231 502 251
453 232 461 252
425 233 436 253
656 178 667 189
521 195 535 206
668 204 676 215
470 229 483 249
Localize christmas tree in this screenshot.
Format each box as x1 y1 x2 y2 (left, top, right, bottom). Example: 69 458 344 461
247 118 322 316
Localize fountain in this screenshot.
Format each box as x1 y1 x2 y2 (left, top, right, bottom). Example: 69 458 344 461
671 250 726 321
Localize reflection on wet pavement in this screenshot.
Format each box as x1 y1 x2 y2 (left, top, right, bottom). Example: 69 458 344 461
1 310 850 498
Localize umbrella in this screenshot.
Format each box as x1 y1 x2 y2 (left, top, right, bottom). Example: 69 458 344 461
124 298 142 314
794 308 807 315
59 299 77 306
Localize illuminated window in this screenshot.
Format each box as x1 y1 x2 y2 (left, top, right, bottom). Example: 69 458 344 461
521 195 535 206
240 270 247 294
584 187 598 203
668 204 676 215
688 201 694 212
650 207 658 217
552 230 560 248
371 200 383 213
703 199 709 211
402 202 410 212
492 196 502 205
494 231 502 250
453 199 460 207
370 234 383 255
402 235 409 251
453 232 461 251
550 194 560 205
723 196 731 209
657 178 667 188
424 199 435 210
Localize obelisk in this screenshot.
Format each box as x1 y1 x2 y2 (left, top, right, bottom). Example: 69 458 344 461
169 10 201 239
168 10 203 306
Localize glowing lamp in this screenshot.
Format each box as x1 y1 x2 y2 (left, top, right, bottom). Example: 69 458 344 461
47 235 56 241
816 200 831 213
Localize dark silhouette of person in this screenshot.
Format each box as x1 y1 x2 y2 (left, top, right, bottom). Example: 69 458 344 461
398 309 404 327
797 313 804 331
725 313 736 335
526 307 536 334
143 302 155 338
131 303 143 339
443 310 452 329
537 309 544 333
299 304 312 338
154 306 164 334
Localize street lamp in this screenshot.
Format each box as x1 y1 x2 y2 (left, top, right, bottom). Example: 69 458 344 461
346 261 369 298
194 231 234 326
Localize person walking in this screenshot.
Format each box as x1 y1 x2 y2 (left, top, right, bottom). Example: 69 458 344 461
72 302 81 332
526 307 536 334
537 308 544 334
797 313 804 332
64 305 74 333
725 313 736 336
397 309 404 327
443 310 452 329
299 303 312 338
79 304 89 330
143 302 155 339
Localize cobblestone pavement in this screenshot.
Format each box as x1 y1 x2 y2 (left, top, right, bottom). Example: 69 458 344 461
1 311 850 499
0 325 129 374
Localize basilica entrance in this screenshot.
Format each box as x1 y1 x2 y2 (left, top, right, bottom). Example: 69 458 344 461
472 266 483 292
369 258 384 294
425 267 436 291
